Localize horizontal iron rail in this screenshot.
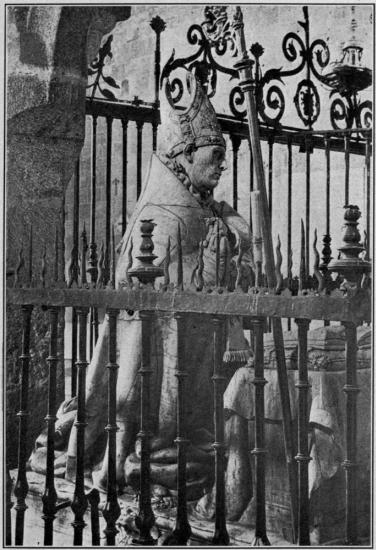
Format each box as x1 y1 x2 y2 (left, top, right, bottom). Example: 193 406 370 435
85 98 370 156
7 287 370 324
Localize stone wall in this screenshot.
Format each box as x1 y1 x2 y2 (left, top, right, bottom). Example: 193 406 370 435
6 6 131 467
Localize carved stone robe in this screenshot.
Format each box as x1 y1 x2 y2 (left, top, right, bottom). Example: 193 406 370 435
30 154 253 498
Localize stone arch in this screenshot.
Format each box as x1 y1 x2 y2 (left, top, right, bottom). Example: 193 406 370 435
6 6 131 467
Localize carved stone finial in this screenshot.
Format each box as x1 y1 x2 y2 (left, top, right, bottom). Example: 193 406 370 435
328 205 371 291
128 220 164 286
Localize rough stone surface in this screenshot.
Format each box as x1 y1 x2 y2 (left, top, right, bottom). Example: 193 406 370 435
6 5 131 467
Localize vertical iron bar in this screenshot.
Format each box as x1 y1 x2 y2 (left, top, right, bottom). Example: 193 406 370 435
249 140 254 192
299 220 306 292
249 141 254 229
305 138 310 276
102 309 121 545
174 312 191 543
88 115 99 358
72 159 80 286
251 317 270 546
42 307 59 546
325 138 331 238
71 308 77 397
287 139 292 330
136 121 144 199
134 310 155 545
268 136 274 225
89 312 94 361
170 313 191 544
152 122 158 152
295 318 311 546
322 137 332 319
14 304 33 546
122 118 129 235
71 307 89 545
87 489 100 546
150 15 165 166
342 322 359 545
150 16 166 107
105 116 113 285
177 223 183 291
344 135 350 206
89 114 98 284
71 158 80 389
365 137 371 259
211 316 229 546
231 134 241 211
6 466 13 545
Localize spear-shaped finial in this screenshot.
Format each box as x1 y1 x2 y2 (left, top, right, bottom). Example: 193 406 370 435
275 235 283 294
312 228 324 292
97 242 105 288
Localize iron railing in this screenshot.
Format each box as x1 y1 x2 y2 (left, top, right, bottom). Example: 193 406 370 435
6 200 371 546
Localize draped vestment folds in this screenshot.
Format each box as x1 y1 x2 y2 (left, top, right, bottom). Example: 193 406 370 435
30 154 253 496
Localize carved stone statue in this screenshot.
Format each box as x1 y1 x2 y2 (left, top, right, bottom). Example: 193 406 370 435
29 71 254 501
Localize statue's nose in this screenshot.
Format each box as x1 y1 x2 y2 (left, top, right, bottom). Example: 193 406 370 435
220 159 228 172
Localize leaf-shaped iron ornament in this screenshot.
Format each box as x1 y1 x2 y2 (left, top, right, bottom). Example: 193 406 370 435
87 35 120 101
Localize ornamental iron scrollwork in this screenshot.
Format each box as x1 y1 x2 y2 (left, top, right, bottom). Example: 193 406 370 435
246 6 330 127
161 5 372 131
160 6 238 104
330 96 372 133
87 35 120 101
161 5 332 128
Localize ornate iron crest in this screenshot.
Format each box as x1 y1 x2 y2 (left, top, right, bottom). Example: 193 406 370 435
161 5 372 130
160 6 238 104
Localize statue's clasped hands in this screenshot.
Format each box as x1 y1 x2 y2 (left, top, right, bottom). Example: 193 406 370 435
203 217 229 254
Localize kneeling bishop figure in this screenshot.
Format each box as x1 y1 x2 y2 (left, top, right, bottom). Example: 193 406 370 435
30 71 254 501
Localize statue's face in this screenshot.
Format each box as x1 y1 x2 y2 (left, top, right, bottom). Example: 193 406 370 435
188 145 226 193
